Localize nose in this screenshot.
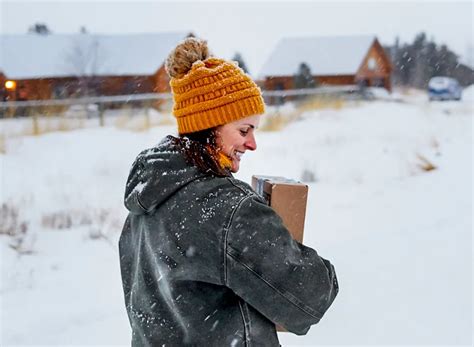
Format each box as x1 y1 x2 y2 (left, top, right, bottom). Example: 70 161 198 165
245 133 257 151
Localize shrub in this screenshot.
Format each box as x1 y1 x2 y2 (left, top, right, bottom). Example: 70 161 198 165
0 202 28 236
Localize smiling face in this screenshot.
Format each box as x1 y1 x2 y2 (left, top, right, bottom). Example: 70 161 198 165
215 115 261 173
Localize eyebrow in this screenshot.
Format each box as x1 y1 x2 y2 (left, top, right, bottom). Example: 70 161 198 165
243 124 255 129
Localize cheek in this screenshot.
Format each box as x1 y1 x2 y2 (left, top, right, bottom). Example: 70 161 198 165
231 137 245 152
221 134 241 152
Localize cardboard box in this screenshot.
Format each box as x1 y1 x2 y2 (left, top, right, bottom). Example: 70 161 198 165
251 175 308 243
251 175 309 332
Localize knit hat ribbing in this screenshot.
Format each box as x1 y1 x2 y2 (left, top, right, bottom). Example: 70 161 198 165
166 39 265 134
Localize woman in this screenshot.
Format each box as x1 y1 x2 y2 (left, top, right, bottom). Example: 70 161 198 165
119 38 338 346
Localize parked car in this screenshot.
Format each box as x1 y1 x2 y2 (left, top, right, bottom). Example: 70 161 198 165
428 76 462 101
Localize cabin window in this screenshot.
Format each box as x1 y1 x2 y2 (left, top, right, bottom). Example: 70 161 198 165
368 58 377 70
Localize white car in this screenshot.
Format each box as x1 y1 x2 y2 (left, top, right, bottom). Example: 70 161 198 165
428 77 462 101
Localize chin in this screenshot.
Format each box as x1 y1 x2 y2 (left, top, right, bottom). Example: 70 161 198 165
230 162 240 173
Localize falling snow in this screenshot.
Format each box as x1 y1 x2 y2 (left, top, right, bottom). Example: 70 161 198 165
0 90 472 344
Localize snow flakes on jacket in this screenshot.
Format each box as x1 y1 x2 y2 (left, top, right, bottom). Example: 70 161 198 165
119 135 338 346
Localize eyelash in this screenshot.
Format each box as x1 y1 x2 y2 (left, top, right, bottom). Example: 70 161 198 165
240 130 249 136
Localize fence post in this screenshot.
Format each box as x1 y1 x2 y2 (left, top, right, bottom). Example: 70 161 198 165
98 104 105 127
144 106 150 130
32 113 39 136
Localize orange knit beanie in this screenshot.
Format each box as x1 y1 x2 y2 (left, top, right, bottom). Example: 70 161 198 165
165 38 265 134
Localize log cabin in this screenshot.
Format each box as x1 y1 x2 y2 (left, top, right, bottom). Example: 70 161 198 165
0 32 191 102
259 35 392 101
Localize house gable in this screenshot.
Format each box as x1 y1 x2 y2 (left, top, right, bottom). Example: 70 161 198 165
356 38 392 77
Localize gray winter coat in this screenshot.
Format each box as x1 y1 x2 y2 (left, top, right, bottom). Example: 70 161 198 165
119 136 338 346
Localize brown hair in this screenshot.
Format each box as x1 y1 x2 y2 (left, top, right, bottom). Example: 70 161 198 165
173 129 230 177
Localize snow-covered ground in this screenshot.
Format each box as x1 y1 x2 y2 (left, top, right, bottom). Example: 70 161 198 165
0 90 472 346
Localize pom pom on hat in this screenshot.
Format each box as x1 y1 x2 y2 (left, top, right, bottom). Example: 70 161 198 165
165 37 209 79
165 37 265 134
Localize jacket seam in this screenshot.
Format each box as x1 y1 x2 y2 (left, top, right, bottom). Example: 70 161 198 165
243 302 252 345
223 194 251 286
226 177 261 198
238 300 251 347
226 177 249 194
227 246 323 320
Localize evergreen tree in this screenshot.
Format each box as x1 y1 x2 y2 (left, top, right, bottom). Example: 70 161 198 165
28 23 51 35
387 31 473 88
232 52 249 74
410 32 428 87
294 62 316 89
434 44 459 77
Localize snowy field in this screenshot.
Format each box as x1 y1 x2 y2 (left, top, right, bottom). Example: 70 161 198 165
0 89 472 346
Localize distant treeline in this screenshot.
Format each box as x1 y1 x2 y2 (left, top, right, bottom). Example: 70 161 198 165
384 32 474 88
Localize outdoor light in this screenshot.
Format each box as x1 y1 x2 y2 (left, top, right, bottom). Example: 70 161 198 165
5 80 16 90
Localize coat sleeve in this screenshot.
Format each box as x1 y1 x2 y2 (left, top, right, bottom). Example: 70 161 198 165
224 195 338 335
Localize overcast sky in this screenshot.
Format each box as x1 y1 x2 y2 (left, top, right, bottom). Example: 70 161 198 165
1 0 472 76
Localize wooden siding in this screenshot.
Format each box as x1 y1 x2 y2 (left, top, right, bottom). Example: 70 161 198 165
0 72 7 101
97 75 156 95
264 76 295 91
264 75 356 91
2 64 170 102
154 65 171 93
318 75 355 86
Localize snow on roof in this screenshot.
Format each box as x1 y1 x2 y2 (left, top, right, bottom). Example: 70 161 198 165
0 32 189 79
258 35 376 78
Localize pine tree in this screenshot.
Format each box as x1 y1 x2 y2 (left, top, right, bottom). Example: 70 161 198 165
411 32 428 87
28 23 51 35
232 52 249 74
294 63 316 89
388 31 471 88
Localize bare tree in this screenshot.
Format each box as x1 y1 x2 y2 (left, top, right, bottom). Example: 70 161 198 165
64 35 106 97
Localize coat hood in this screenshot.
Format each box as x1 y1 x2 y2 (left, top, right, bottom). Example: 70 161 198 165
124 136 206 215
